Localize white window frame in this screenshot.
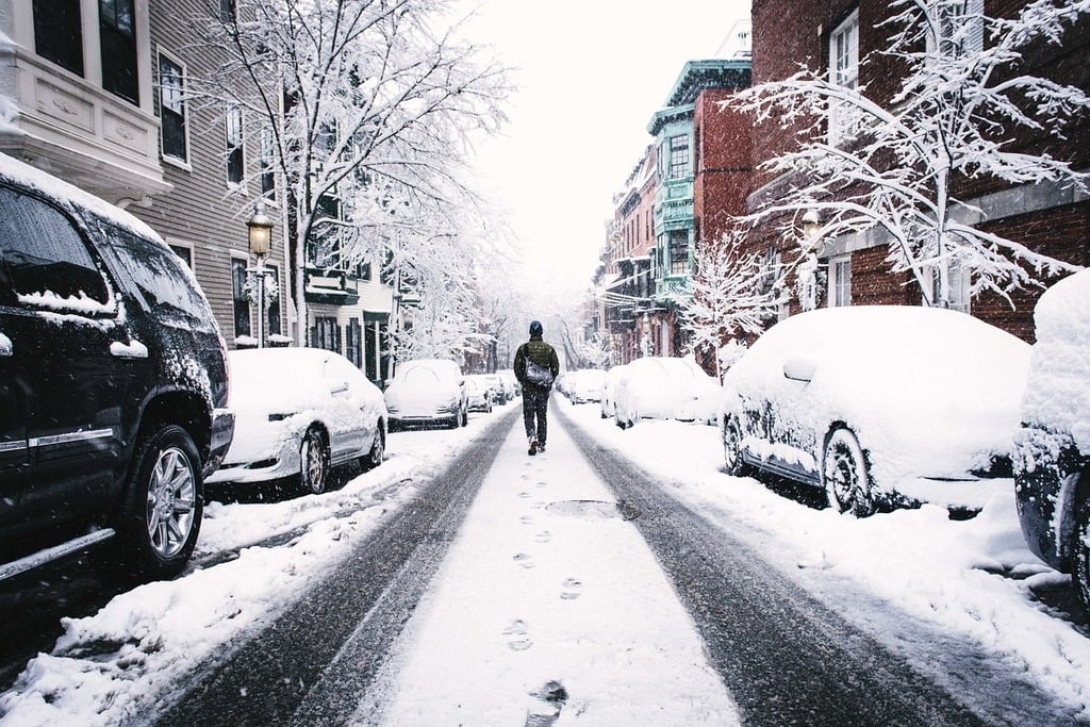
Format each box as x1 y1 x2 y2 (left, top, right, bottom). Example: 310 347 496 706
226 105 245 188
828 255 852 307
828 9 860 146
157 48 190 167
927 0 984 60
923 261 971 313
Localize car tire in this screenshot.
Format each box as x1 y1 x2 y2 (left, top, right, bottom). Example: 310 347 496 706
361 428 385 471
115 423 202 579
822 427 876 517
722 416 747 476
298 427 329 496
1072 486 1090 608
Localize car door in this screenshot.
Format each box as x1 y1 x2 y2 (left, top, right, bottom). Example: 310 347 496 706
0 184 136 537
323 354 368 461
0 267 28 533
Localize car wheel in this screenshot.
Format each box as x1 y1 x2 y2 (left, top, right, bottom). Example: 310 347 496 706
116 423 202 579
822 427 876 517
298 427 329 496
1072 489 1090 608
362 428 385 471
722 416 747 476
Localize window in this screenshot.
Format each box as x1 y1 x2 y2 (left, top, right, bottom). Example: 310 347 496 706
312 317 340 354
0 186 109 308
226 106 245 185
169 244 193 268
220 0 236 23
930 0 984 59
266 265 281 335
231 258 251 337
829 256 852 307
828 9 859 145
100 0 138 104
668 230 689 275
925 262 971 312
346 318 362 368
667 135 691 180
159 54 188 162
260 128 276 198
34 0 84 76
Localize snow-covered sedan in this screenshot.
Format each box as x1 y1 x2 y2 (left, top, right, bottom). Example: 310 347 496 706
614 356 722 428
384 358 468 430
206 347 387 496
720 306 1030 516
1014 269 1090 606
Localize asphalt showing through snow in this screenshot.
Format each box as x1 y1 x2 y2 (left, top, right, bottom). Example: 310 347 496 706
152 409 518 727
142 402 1065 726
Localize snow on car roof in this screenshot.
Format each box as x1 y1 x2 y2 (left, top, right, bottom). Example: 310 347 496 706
0 152 162 241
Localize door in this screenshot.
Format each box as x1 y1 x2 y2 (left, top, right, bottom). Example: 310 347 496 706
0 183 135 538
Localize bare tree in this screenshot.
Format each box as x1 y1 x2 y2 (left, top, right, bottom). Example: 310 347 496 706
194 0 511 345
679 229 782 380
731 0 1089 308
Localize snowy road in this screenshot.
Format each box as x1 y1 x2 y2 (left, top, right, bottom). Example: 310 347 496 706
2 398 1082 725
155 406 1009 725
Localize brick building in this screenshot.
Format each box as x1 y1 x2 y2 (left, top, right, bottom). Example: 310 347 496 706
745 0 1090 342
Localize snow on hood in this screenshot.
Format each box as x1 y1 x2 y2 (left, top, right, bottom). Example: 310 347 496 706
1020 269 1090 453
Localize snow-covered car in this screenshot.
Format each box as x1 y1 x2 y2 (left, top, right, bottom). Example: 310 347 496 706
496 369 520 399
385 358 468 430
0 153 233 581
206 347 386 496
564 369 607 404
600 364 629 419
614 357 721 428
464 375 495 413
720 306 1030 516
1014 269 1090 606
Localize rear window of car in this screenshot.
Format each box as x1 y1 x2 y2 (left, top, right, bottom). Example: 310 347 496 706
0 184 111 310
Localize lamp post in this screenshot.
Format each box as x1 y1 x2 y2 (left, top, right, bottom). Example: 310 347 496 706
247 200 274 348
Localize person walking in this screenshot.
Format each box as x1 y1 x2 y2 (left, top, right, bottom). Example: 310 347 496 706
513 320 560 456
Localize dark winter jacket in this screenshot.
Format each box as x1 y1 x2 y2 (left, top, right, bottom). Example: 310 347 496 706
514 335 560 391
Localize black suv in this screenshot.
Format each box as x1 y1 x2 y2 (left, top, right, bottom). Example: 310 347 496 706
0 153 233 581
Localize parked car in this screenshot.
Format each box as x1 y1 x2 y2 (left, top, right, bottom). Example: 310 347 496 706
205 347 386 496
481 373 506 404
384 358 468 430
0 152 233 581
564 369 607 404
600 364 629 419
720 306 1030 516
497 369 520 399
614 357 721 428
1014 269 1090 606
464 375 495 413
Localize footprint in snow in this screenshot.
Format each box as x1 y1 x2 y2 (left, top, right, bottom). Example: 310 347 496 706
520 515 534 526
560 578 583 600
513 552 536 569
535 530 552 544
503 619 533 651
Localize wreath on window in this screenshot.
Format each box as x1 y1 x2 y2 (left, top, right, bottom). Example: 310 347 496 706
244 271 279 306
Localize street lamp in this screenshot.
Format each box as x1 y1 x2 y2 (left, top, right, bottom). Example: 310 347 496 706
247 199 275 348
801 208 822 245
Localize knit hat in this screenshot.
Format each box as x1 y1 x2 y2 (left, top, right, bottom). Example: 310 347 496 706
529 320 543 335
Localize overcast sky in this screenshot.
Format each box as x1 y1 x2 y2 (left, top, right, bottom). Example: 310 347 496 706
460 0 753 304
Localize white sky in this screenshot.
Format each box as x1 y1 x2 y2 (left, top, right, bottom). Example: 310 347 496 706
459 0 753 297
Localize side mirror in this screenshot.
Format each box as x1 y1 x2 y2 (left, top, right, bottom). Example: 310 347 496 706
329 380 350 395
783 353 817 383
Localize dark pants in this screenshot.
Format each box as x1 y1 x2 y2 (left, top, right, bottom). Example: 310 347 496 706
522 386 550 445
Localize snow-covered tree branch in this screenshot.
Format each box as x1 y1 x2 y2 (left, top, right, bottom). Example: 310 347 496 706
729 0 1089 309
